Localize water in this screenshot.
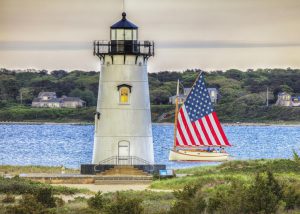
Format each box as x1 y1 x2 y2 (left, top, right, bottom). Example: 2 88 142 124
0 124 299 169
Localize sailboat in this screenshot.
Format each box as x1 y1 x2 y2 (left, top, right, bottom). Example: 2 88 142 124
169 73 231 162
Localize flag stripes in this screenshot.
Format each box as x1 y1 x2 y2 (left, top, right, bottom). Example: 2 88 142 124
176 105 231 147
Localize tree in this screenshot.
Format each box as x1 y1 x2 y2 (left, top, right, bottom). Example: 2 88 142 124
69 88 96 106
245 171 283 214
51 70 68 79
169 184 206 214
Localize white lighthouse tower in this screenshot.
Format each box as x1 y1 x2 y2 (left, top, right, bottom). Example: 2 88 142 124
92 12 155 165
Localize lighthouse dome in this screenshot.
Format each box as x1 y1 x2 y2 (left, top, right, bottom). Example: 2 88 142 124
111 12 138 29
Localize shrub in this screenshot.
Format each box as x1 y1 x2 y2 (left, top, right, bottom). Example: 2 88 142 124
104 192 143 214
207 181 246 214
169 184 206 214
55 197 65 207
2 194 15 203
283 185 300 211
34 188 56 208
87 191 106 210
244 171 283 214
5 194 45 214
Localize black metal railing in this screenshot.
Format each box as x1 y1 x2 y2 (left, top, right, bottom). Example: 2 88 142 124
98 156 150 165
93 40 154 57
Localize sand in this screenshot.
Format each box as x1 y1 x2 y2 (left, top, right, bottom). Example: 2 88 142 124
52 183 150 193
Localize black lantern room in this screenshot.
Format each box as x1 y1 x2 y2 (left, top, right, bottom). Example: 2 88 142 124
94 13 154 62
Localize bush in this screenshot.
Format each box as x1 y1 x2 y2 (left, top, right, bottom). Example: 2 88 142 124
244 171 283 213
5 194 45 214
104 192 143 214
34 188 56 208
2 194 15 203
283 185 300 211
87 191 106 210
169 184 206 214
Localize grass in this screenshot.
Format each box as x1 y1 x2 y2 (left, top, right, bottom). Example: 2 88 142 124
151 159 300 190
0 176 90 195
0 165 79 175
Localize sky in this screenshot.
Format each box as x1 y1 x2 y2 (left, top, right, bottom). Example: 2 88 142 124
0 0 300 73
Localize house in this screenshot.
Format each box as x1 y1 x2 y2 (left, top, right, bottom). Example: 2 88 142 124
169 87 219 104
275 92 300 107
291 96 300 107
60 96 86 108
32 92 86 108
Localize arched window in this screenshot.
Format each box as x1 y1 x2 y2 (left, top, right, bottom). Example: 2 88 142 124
117 84 132 104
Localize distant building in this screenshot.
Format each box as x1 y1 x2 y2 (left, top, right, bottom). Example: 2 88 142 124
169 87 219 104
32 92 86 108
275 92 300 107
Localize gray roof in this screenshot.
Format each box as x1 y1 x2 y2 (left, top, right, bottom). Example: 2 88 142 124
62 97 85 102
47 98 61 103
278 92 290 96
32 98 41 102
38 92 56 97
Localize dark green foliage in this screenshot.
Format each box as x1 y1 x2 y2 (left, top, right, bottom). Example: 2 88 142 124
87 191 143 214
34 188 56 208
104 192 143 214
169 184 206 214
5 194 45 214
0 176 79 195
87 191 106 210
283 185 300 211
244 171 283 213
207 181 246 214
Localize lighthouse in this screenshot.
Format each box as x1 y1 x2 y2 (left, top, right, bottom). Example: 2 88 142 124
92 12 155 165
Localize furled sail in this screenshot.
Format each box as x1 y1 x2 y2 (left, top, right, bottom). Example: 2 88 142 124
175 74 231 147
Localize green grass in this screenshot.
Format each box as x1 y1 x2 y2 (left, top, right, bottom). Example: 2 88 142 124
151 159 300 190
0 176 89 195
0 165 79 175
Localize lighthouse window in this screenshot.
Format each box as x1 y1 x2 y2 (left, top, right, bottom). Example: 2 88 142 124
116 29 125 40
111 29 116 40
132 30 137 40
119 87 129 104
125 30 132 40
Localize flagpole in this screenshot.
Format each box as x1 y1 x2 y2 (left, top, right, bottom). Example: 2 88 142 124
173 79 180 150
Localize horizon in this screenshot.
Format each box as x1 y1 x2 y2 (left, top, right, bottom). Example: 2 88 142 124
1 0 300 72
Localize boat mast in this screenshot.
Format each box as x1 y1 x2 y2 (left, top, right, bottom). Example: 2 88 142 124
173 79 180 150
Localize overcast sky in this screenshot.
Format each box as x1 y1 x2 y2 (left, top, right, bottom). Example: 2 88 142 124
0 0 300 72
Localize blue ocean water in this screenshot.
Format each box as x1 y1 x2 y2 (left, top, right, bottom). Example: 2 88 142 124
0 124 299 169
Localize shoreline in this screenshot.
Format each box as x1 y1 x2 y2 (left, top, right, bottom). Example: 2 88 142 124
0 121 300 126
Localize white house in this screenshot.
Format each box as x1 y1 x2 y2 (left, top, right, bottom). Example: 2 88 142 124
276 92 300 107
32 92 85 108
169 87 219 105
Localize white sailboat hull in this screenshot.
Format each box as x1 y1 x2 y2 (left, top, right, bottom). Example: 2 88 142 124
169 149 230 162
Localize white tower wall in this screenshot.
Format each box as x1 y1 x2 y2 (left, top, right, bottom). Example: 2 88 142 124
92 55 154 164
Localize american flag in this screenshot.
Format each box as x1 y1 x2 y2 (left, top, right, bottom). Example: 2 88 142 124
175 74 231 147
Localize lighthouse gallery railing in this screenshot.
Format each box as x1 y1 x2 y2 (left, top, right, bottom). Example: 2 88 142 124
93 40 154 57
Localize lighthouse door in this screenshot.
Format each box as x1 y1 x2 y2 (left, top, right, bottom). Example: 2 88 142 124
118 141 130 165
